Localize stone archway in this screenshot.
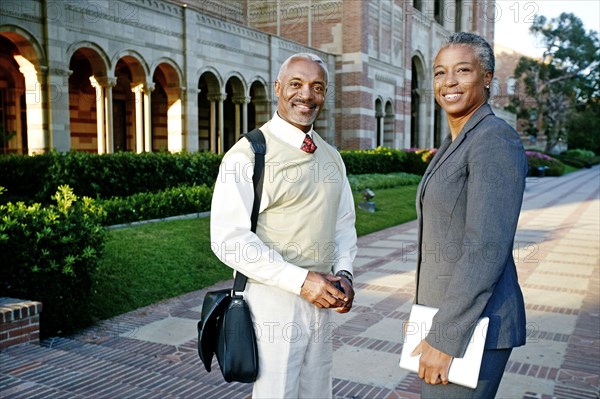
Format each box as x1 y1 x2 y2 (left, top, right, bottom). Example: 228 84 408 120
112 55 148 153
0 36 26 154
0 29 46 154
223 75 246 152
68 47 108 153
198 71 221 152
375 98 383 148
248 79 269 131
152 62 183 152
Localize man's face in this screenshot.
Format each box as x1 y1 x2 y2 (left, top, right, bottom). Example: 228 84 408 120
275 58 327 133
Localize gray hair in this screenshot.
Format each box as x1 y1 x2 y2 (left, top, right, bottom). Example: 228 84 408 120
440 32 495 75
277 53 329 84
439 32 495 98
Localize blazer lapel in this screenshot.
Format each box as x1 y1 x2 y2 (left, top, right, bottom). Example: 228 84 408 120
419 104 494 200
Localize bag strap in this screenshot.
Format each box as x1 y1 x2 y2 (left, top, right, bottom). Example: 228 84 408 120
232 128 266 294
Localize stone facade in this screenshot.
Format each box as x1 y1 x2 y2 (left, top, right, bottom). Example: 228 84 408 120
0 0 495 155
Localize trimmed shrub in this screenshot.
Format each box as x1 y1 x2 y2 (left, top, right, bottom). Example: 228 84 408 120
0 185 106 337
348 172 422 192
555 157 586 169
0 151 223 204
340 147 425 175
564 149 595 160
403 148 437 175
556 149 599 169
98 184 213 226
0 153 53 203
525 151 566 176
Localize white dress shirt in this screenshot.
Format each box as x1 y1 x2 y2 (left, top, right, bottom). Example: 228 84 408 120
210 112 357 295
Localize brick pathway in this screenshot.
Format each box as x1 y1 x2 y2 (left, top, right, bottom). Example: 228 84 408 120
1 167 598 399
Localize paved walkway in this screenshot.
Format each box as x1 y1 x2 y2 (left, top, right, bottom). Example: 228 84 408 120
1 167 599 399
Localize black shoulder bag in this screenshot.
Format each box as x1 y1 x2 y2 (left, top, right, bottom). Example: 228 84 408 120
197 128 265 383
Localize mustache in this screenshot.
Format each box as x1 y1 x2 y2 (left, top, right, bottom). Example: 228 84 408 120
290 98 318 108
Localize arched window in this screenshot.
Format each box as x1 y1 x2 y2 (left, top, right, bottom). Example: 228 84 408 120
491 77 500 97
507 77 516 95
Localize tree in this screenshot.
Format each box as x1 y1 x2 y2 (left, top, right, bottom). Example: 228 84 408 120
510 13 599 153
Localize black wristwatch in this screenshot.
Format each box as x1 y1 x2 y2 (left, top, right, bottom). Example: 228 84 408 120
335 270 353 286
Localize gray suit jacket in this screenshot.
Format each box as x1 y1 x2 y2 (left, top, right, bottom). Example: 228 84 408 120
415 104 527 357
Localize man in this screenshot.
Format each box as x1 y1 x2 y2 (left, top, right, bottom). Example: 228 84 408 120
210 53 357 398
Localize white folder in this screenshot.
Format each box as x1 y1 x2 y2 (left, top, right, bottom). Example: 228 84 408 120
399 304 489 389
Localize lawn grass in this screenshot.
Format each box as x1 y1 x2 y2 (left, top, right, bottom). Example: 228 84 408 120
92 217 230 321
354 185 418 236
563 164 579 174
91 184 419 322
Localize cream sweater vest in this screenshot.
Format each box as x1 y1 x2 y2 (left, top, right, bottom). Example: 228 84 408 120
233 122 345 274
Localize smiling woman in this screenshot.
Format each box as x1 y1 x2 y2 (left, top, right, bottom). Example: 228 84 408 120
410 32 529 398
433 35 493 139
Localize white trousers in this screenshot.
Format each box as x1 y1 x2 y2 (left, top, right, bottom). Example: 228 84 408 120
245 282 334 399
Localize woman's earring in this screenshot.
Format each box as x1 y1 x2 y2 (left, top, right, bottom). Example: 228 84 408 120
485 83 490 89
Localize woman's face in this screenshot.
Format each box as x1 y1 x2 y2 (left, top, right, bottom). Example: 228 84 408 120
433 45 492 120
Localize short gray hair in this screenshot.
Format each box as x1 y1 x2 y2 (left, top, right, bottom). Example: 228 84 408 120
277 53 329 84
440 32 495 76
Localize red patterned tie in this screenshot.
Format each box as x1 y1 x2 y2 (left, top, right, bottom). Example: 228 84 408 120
301 134 317 153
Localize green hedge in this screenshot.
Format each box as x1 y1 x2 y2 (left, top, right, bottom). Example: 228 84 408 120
99 184 213 226
563 149 595 160
0 154 53 203
0 186 106 337
339 147 429 175
525 151 566 176
0 151 223 204
555 149 600 169
1 148 429 206
348 172 422 192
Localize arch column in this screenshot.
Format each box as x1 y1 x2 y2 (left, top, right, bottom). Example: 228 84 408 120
14 56 47 154
47 67 72 152
233 95 251 139
90 76 117 154
143 82 154 152
105 77 116 153
208 92 226 154
185 87 198 152
131 83 144 153
90 77 106 154
9 87 24 153
166 86 185 153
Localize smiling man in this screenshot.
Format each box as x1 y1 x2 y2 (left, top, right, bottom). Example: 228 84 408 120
210 53 357 398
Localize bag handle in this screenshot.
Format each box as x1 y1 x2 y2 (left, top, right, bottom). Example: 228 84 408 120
232 128 266 295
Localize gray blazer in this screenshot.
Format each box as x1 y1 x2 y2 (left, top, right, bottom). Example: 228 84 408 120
415 104 527 358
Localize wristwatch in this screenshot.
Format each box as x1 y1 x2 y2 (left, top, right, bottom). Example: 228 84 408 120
335 270 353 286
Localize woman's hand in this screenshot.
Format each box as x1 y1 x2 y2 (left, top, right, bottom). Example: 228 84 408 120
412 340 453 385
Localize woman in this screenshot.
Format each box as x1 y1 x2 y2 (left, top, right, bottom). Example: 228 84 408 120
412 32 527 398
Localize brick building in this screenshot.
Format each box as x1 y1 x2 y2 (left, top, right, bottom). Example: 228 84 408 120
492 44 546 149
0 0 496 155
